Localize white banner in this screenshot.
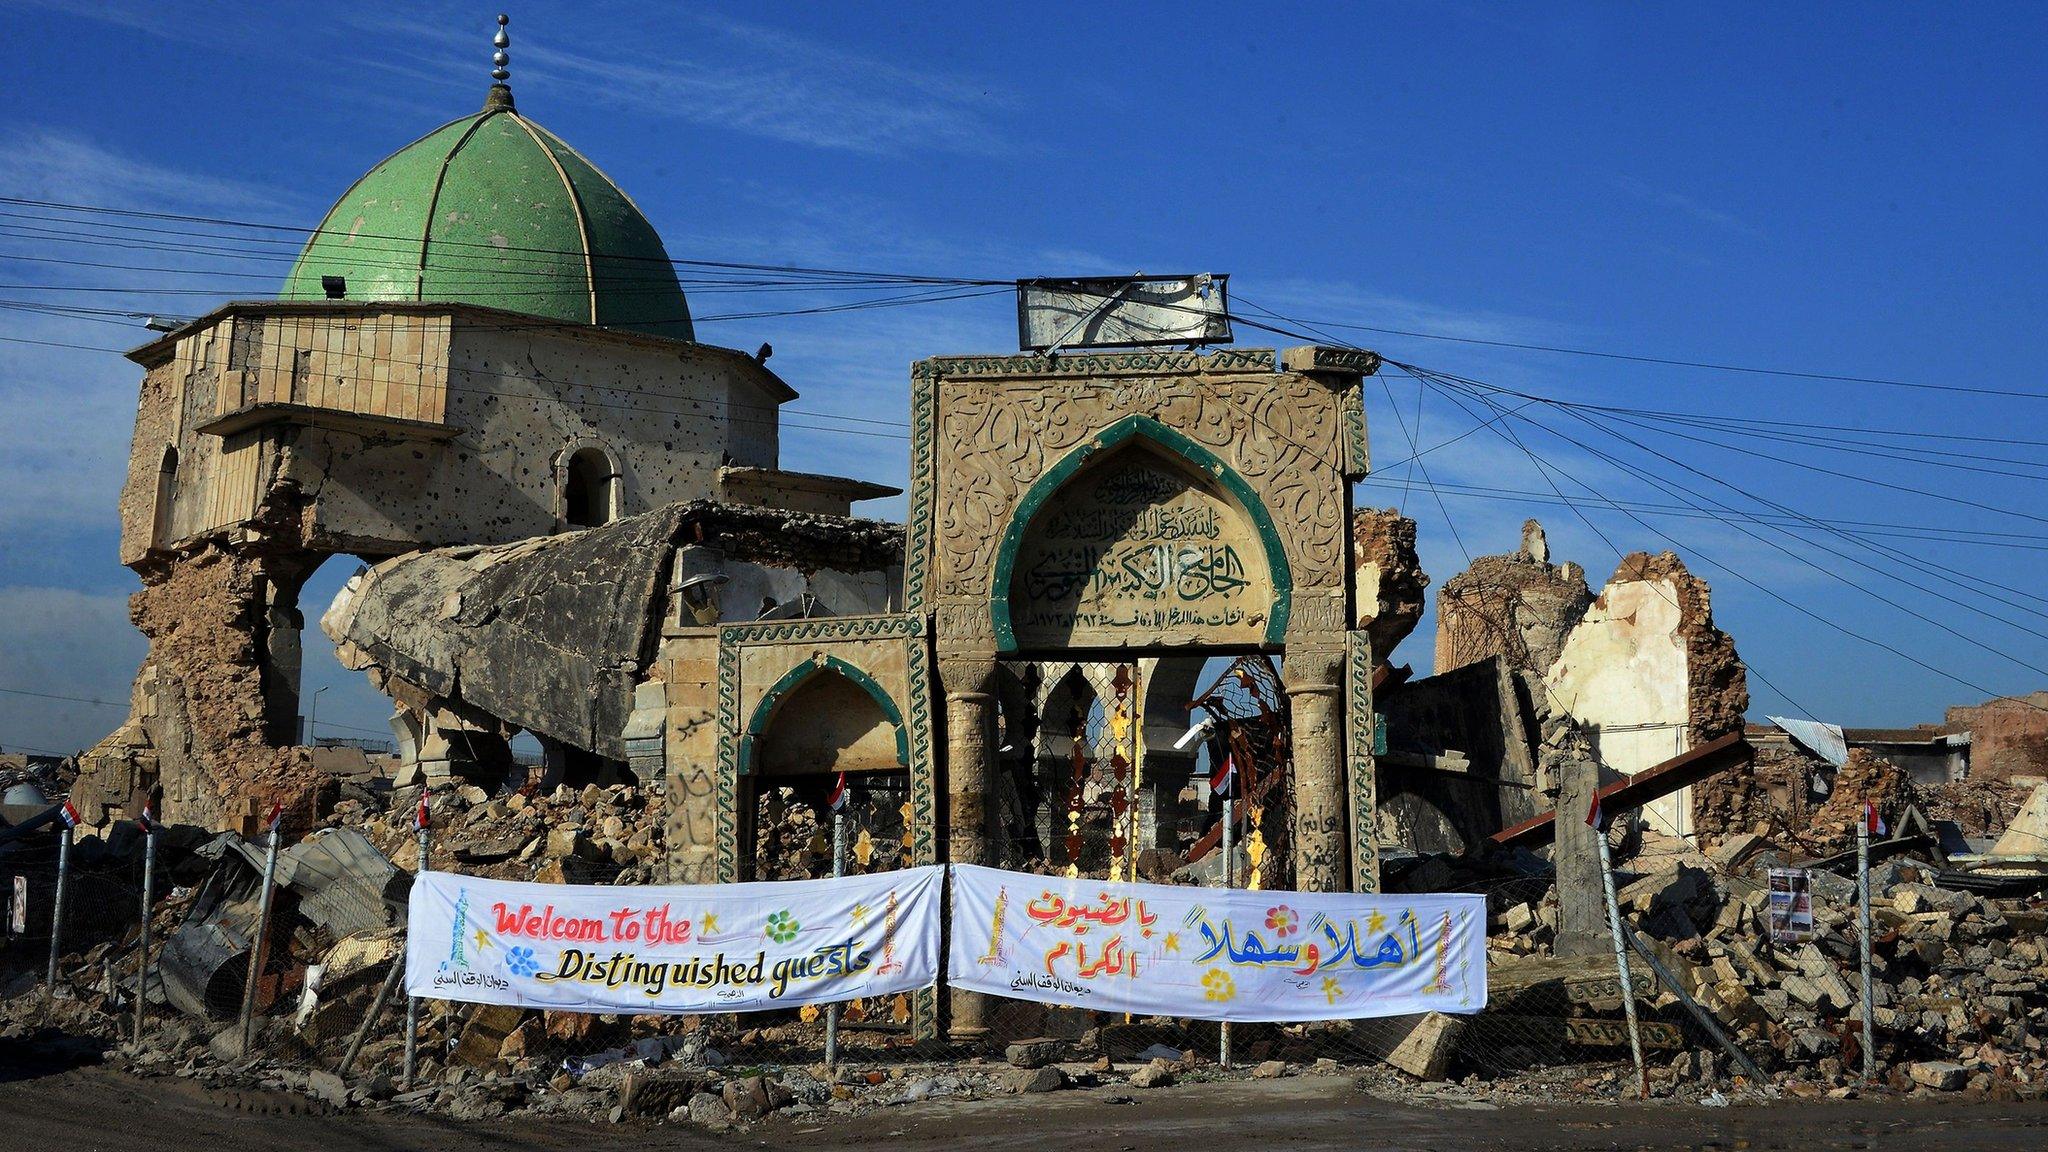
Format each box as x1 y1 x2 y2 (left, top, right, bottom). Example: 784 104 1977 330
406 867 942 1014
947 865 1486 1022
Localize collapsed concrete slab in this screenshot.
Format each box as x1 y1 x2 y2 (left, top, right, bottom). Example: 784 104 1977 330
322 500 903 790
325 505 688 764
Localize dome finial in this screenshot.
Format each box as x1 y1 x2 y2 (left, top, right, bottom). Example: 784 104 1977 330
484 14 515 111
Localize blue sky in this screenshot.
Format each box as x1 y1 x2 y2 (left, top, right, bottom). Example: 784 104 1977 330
1 1 2044 755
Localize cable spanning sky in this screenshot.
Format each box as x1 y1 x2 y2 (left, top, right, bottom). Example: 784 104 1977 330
0 2 2043 754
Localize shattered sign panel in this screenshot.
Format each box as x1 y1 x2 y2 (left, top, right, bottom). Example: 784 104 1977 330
1016 275 1231 350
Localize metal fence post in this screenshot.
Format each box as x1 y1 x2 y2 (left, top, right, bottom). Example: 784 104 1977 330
825 802 846 1069
404 808 429 1086
1218 793 1233 1069
46 821 72 1004
135 821 157 1042
239 817 282 1053
1595 818 1648 1099
1622 923 1766 1084
1858 816 1876 1082
341 957 404 1076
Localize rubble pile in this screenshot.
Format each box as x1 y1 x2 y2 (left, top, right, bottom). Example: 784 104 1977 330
1485 834 2048 1098
338 780 668 884
1694 748 1919 857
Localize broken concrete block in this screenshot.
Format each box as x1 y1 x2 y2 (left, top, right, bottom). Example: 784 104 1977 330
306 1069 350 1108
1128 1061 1174 1088
1781 975 1825 1007
1354 1011 1465 1081
1908 1061 1967 1091
1006 1037 1065 1068
1005 1066 1064 1093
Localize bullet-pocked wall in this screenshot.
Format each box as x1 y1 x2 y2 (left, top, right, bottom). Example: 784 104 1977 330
116 302 794 564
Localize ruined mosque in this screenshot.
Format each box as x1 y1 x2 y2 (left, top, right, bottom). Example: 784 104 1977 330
70 18 1774 1034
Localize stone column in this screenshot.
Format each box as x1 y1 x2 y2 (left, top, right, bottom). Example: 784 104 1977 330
939 654 997 1041
258 572 305 747
1553 753 1608 957
1285 643 1348 893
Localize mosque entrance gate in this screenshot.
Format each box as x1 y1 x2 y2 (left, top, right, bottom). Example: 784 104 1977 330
901 346 1384 1039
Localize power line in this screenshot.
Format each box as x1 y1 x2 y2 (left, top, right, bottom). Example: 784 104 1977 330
1410 367 2048 713
0 686 127 708
1256 313 2048 402
1412 367 2048 673
1227 294 2047 717
1354 476 2048 551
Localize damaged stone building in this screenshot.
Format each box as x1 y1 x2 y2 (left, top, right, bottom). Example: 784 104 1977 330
75 65 897 833
69 24 1779 921
1374 519 1750 858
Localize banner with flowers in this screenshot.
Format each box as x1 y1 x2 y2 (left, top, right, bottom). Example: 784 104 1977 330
945 864 1486 1022
406 866 942 1014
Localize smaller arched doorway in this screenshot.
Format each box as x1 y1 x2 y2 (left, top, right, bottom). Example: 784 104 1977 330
742 658 911 882
150 445 180 550
562 446 619 528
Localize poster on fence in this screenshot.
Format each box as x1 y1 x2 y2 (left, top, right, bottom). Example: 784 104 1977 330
1767 868 1814 943
947 865 1487 1022
406 866 943 1013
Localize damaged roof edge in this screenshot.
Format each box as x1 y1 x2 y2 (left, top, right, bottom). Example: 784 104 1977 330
322 500 906 760
124 299 800 403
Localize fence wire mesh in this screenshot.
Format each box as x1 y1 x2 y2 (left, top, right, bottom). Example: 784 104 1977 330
6 777 2042 1113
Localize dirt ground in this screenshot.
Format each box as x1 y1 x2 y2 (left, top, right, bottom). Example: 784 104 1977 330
2 1062 2047 1152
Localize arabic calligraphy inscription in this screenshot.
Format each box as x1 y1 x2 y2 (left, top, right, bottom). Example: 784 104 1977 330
1011 454 1272 649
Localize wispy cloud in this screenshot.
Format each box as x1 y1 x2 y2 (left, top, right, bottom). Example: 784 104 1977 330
1613 174 1760 239
325 8 1025 158
0 585 145 755
0 128 282 211
524 18 1021 157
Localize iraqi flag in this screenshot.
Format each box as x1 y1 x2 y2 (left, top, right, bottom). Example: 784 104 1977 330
57 799 81 829
414 791 431 832
137 802 159 834
1210 752 1238 801
1586 793 1605 831
1864 800 1887 838
828 772 850 814
262 801 285 836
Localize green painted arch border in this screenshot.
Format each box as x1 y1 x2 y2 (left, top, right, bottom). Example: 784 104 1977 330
989 414 1294 652
739 655 909 774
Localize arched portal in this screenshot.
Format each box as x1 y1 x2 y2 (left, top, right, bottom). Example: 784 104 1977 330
990 415 1293 653
562 445 618 528
149 446 180 550
740 657 911 883
743 657 908 776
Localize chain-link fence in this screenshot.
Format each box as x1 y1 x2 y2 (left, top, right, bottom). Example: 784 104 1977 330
8 780 2042 1115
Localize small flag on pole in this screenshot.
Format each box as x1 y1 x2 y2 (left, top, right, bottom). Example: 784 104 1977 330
137 802 159 834
415 791 431 831
1586 793 1604 831
828 772 849 814
1210 752 1238 801
262 801 284 836
57 799 81 829
1864 800 1887 838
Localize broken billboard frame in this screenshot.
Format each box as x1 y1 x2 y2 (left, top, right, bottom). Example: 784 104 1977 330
1016 274 1232 352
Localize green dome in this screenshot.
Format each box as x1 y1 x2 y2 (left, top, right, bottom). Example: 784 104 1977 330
281 91 694 340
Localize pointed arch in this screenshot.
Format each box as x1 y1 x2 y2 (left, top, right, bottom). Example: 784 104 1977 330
989 414 1293 651
740 655 908 774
